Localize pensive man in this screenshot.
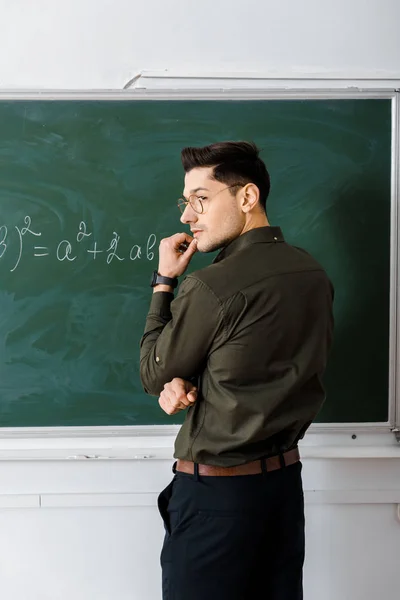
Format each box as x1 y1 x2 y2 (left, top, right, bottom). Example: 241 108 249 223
140 141 334 600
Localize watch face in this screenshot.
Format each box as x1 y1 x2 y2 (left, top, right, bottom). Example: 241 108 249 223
150 271 177 288
150 270 158 287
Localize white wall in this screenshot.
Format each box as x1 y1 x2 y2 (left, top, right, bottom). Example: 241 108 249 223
0 440 399 600
0 1 399 599
0 0 399 89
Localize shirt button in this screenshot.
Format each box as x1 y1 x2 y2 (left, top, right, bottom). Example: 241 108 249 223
273 236 278 241
156 356 160 363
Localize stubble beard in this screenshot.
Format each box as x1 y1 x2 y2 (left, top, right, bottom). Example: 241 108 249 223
197 231 237 254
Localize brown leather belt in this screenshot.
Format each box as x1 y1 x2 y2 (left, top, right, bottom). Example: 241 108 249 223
176 447 300 476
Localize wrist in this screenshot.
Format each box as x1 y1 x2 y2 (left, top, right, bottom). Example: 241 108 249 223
153 284 174 294
150 270 178 290
157 270 178 279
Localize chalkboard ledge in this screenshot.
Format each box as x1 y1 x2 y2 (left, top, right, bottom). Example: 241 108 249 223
0 489 399 509
0 432 397 460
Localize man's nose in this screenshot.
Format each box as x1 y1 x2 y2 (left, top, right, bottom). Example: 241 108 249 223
180 204 197 225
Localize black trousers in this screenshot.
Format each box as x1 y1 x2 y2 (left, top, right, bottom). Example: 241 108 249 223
158 461 305 600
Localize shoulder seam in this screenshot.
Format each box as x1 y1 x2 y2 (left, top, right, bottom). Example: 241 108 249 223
184 275 229 345
185 274 224 308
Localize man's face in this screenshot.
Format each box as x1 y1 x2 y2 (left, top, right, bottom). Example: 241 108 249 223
180 167 244 253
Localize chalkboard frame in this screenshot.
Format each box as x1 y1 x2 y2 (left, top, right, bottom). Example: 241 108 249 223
0 86 399 446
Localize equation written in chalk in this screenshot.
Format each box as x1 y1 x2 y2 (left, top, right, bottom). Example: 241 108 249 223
0 216 157 272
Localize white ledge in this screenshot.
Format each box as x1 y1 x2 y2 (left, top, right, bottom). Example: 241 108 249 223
0 491 399 509
0 444 397 461
0 428 396 460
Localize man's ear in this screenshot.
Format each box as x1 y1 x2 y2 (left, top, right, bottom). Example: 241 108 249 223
240 183 260 213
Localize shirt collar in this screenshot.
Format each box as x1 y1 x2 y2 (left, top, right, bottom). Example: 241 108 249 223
213 226 285 264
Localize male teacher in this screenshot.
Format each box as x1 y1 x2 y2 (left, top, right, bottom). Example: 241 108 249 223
140 141 334 600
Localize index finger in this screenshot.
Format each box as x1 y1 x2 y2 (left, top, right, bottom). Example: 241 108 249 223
173 232 194 248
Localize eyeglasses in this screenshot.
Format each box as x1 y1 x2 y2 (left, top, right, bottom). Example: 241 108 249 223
177 184 242 215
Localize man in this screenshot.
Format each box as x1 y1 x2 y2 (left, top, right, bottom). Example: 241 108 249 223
140 141 334 600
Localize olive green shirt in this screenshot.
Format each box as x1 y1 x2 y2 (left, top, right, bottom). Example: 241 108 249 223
140 226 334 467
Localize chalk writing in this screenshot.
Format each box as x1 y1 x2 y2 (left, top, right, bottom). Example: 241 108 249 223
0 226 7 259
0 216 157 272
106 232 124 264
77 221 92 243
57 240 77 262
11 216 42 272
87 242 103 259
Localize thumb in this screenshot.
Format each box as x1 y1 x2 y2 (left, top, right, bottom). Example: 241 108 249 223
184 238 198 259
187 390 198 403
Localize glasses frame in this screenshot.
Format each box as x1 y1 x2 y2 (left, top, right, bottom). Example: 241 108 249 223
177 183 243 215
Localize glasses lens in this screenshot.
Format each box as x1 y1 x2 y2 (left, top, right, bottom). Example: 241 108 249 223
189 195 203 214
177 197 203 214
177 199 187 213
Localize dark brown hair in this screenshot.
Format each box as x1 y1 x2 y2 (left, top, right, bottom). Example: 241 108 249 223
181 141 271 212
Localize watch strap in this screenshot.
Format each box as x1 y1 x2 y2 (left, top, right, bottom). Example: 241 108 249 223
151 270 178 289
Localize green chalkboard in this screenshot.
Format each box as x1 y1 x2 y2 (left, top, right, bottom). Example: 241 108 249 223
0 99 391 426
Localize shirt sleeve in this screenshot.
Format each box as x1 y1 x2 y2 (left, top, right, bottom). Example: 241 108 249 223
139 276 225 396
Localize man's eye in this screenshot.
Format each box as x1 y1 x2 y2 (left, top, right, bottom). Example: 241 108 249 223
197 196 207 201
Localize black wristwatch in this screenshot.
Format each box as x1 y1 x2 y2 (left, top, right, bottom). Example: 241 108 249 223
150 270 178 289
